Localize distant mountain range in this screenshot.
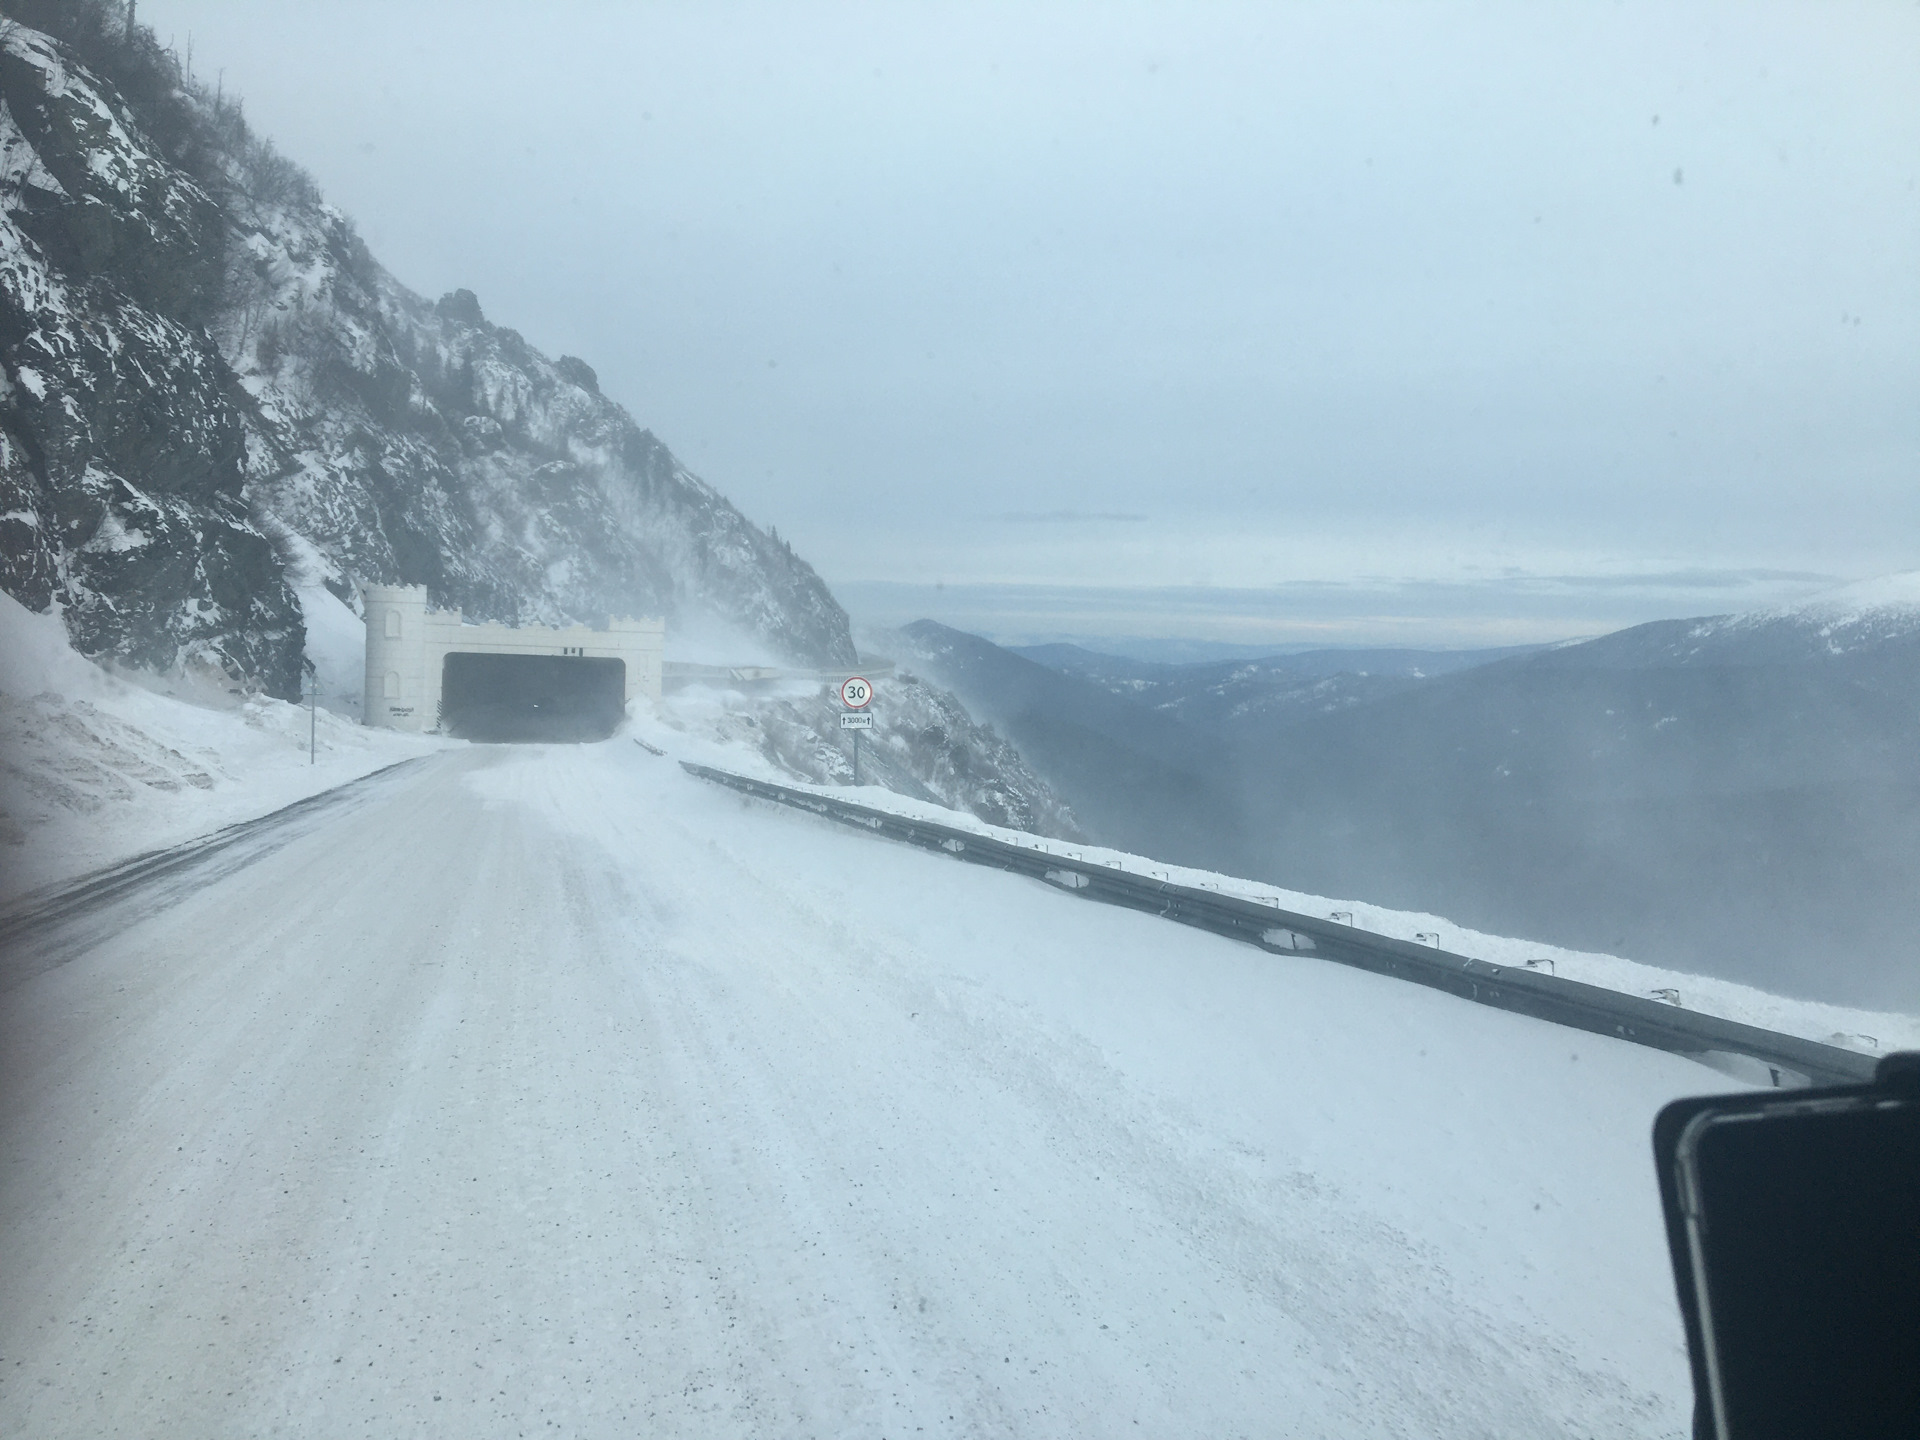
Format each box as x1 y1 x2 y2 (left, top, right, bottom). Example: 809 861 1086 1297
902 579 1920 1010
1012 641 1542 681
1006 641 1543 729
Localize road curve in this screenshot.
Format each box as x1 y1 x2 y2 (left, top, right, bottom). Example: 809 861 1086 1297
0 742 1702 1437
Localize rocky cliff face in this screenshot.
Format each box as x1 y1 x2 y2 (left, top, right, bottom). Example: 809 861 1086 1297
0 13 302 694
658 672 1084 841
0 5 855 700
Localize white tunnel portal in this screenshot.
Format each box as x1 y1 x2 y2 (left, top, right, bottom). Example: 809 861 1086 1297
362 584 664 739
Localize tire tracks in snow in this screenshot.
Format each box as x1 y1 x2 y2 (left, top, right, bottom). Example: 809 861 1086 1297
0 757 432 993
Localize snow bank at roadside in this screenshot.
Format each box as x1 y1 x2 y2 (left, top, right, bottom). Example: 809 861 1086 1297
632 703 1919 1058
0 593 444 903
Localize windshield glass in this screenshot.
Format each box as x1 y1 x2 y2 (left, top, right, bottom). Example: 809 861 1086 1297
0 2 1913 1435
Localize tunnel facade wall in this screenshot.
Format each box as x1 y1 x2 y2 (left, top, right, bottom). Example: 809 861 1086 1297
362 584 665 732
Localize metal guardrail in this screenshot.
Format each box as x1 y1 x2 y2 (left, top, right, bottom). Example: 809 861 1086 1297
662 661 897 690
680 761 1877 1088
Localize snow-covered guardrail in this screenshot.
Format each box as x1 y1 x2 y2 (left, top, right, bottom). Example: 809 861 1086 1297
680 761 1876 1088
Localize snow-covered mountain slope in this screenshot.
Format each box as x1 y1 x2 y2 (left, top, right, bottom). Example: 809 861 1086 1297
0 589 437 902
0 16 305 693
1539 570 1920 669
0 7 854 700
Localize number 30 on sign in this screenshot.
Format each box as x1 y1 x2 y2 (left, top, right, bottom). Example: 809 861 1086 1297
840 676 873 709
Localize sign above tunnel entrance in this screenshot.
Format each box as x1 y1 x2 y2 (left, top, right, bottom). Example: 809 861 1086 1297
840 676 874 709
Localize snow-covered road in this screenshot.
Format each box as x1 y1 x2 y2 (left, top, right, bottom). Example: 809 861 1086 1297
2 741 1710 1437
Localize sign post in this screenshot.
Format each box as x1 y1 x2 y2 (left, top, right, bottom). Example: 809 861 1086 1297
839 675 874 785
301 658 320 764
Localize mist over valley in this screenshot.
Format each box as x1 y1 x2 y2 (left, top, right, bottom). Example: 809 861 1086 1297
903 585 1920 1011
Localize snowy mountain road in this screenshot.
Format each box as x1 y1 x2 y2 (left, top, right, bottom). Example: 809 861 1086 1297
0 758 432 991
1 742 1708 1437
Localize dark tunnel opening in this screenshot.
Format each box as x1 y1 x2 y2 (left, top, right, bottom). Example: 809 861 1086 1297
440 653 627 742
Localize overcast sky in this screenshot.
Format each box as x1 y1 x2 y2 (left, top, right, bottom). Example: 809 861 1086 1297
144 0 1918 648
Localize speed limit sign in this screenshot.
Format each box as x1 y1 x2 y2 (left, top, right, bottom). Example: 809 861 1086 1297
840 675 874 709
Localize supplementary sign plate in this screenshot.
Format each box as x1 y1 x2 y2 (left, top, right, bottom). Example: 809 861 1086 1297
840 712 874 730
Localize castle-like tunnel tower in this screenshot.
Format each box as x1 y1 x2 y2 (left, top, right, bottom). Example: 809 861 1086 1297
362 585 664 741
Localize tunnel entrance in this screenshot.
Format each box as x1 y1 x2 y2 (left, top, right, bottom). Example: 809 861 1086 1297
439 653 627 742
